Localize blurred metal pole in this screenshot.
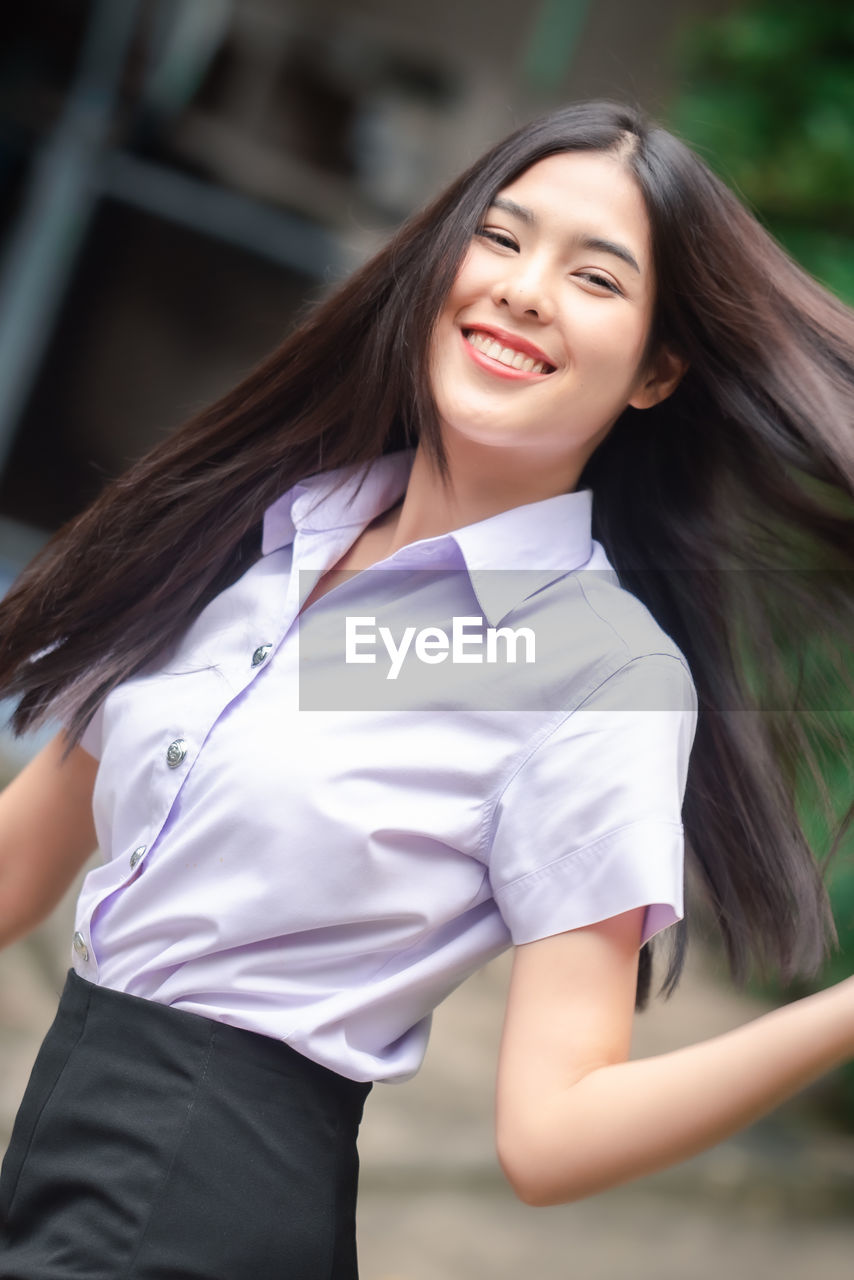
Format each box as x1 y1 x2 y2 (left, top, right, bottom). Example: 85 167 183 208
99 150 355 277
0 0 354 488
0 0 142 478
142 0 234 124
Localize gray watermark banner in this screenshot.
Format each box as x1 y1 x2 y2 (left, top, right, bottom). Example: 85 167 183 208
295 568 854 714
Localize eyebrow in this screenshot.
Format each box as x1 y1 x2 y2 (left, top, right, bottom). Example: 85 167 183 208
489 196 642 275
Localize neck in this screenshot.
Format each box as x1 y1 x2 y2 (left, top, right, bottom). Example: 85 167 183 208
383 435 583 555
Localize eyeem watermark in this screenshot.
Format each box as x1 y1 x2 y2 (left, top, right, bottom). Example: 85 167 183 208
345 615 536 680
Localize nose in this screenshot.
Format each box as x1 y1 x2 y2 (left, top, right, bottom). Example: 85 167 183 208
491 256 555 323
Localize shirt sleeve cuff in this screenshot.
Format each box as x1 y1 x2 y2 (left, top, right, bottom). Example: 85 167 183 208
492 818 684 947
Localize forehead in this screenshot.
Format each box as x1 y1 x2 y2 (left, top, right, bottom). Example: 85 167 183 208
495 151 651 267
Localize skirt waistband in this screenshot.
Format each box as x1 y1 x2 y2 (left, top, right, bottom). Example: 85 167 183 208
59 968 371 1105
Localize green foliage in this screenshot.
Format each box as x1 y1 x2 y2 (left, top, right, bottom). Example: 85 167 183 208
670 0 854 302
669 0 854 1126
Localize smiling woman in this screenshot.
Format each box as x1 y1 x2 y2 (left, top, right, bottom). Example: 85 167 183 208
0 101 854 1278
429 150 684 491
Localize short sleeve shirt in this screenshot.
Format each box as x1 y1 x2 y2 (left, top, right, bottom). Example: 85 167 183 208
73 449 697 1082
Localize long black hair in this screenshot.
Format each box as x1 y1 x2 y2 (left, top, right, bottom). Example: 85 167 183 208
2 101 853 1007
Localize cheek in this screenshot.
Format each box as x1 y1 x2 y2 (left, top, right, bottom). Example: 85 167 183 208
579 314 650 376
444 250 497 310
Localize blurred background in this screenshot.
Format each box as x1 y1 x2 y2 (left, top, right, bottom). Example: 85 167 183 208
0 1 853 1276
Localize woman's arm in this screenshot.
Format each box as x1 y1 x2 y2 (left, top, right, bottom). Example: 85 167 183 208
495 907 854 1206
0 732 98 950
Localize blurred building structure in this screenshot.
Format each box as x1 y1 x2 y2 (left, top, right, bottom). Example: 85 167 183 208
0 0 736 763
0 0 739 755
0 0 742 553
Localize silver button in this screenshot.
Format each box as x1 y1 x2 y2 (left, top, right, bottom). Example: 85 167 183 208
166 738 187 768
73 931 89 962
130 845 147 870
251 643 273 668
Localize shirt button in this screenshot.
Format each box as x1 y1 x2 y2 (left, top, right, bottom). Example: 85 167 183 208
130 845 147 870
166 738 187 768
73 931 89 962
251 643 273 668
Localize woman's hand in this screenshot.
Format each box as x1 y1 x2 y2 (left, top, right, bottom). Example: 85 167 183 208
0 732 98 950
496 909 854 1206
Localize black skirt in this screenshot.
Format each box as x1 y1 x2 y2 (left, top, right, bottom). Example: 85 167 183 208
0 970 372 1280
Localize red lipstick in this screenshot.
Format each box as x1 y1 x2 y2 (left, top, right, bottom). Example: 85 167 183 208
460 326 556 380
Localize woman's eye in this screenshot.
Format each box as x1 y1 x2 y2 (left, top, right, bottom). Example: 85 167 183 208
577 271 621 295
476 228 518 251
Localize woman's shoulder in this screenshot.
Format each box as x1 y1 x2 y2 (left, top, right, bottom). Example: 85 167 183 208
578 543 691 667
526 540 696 713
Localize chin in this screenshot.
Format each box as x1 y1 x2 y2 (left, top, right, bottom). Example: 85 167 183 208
437 401 533 445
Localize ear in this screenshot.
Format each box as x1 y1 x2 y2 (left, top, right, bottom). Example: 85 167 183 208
628 346 688 410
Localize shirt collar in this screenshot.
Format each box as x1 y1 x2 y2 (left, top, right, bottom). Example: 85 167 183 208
261 449 595 626
261 451 415 552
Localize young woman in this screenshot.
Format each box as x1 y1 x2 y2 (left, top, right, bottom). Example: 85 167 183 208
0 100 853 1279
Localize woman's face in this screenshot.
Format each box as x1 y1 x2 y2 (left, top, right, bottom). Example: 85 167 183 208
429 150 674 486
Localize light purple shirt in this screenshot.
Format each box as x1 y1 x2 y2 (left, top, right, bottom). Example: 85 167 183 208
73 449 697 1082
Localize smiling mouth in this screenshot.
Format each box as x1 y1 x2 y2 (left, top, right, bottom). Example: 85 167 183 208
464 329 556 375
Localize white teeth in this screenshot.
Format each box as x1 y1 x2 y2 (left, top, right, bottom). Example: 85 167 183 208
465 330 549 374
